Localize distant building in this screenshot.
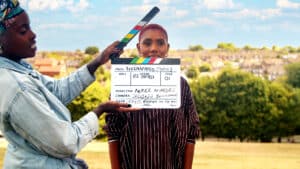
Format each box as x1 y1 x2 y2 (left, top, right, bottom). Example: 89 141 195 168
33 58 66 77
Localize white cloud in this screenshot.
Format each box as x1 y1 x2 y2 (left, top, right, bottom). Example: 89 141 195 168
202 0 235 10
277 0 300 9
214 8 281 20
121 5 155 15
175 9 188 18
67 0 89 12
175 17 218 28
142 0 171 4
197 18 218 25
37 22 92 30
159 0 170 4
25 0 89 12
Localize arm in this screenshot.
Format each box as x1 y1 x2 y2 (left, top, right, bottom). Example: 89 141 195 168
184 142 195 169
9 86 133 158
108 140 121 169
39 41 122 105
87 41 122 75
104 112 128 169
39 65 95 105
182 77 201 169
9 89 98 158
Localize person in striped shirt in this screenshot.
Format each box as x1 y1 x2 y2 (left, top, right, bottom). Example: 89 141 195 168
105 23 200 169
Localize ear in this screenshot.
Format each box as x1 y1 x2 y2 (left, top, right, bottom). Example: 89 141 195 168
167 43 170 51
136 43 141 53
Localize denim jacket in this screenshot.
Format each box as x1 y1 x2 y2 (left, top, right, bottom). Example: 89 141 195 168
0 56 99 169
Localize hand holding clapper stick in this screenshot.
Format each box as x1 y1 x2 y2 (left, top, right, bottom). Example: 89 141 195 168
109 6 160 60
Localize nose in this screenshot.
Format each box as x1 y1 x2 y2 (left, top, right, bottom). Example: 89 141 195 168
150 42 158 52
29 29 36 41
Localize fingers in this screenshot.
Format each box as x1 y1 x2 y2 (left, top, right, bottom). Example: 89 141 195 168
105 101 127 106
105 101 142 112
117 107 142 112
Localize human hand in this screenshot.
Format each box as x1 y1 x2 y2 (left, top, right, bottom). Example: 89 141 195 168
96 41 123 66
87 41 123 75
93 101 141 118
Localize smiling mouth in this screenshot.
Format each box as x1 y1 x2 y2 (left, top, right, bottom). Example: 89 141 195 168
31 44 36 49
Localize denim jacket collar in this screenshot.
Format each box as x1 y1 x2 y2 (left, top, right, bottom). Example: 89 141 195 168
0 56 38 78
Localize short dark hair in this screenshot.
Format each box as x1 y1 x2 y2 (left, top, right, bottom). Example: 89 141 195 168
138 23 168 42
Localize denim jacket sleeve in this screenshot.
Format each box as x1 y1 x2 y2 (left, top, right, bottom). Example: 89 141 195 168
8 85 99 158
38 65 95 105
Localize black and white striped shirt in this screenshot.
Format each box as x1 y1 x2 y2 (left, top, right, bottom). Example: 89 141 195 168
105 77 200 169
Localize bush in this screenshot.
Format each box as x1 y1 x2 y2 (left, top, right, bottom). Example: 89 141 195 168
85 46 99 55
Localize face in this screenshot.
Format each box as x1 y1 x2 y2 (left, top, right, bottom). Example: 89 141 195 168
0 12 36 61
137 29 169 58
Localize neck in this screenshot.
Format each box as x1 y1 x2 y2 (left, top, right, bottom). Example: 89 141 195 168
0 54 21 62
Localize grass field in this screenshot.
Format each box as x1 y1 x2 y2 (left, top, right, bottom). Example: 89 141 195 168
1 139 300 169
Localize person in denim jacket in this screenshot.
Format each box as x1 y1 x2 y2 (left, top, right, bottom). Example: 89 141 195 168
0 0 138 168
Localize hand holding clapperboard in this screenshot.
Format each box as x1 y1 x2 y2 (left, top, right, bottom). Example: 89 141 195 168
110 6 181 109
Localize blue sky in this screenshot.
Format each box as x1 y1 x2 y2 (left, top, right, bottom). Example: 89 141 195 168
19 0 300 51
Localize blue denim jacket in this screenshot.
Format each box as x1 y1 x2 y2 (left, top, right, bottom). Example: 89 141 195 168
0 57 99 169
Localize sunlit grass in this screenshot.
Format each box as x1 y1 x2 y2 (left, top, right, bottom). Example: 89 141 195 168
1 140 300 169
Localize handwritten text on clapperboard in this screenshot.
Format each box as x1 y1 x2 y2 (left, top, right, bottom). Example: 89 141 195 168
111 57 181 108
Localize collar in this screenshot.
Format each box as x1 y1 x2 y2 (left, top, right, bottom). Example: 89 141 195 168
0 56 38 78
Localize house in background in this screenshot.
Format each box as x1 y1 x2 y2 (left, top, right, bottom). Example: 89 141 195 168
33 58 66 77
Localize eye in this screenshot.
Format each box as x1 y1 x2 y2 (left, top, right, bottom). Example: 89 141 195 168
157 39 166 46
19 29 27 35
18 25 29 35
142 39 152 47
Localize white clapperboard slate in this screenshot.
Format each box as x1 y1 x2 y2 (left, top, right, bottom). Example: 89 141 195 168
111 57 181 108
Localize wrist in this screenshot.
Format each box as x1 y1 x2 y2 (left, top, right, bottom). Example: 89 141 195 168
93 106 103 118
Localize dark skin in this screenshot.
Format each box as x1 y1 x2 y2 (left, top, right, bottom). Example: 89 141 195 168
137 29 170 58
0 11 36 61
109 28 195 169
0 11 139 117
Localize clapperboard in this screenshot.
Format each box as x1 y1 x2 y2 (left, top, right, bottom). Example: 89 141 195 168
111 57 181 109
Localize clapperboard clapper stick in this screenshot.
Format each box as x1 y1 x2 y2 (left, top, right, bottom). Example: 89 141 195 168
109 6 160 60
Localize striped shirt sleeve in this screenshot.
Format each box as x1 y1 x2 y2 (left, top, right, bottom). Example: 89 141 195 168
182 78 201 144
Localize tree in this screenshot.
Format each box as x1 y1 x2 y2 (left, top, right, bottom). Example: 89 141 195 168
186 65 199 79
190 76 217 140
85 46 99 55
215 68 275 142
199 63 211 72
272 45 280 52
281 46 297 53
261 46 269 51
243 45 254 51
285 62 300 88
268 82 300 142
217 42 237 51
189 44 204 51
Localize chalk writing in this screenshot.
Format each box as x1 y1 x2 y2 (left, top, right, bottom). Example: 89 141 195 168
111 58 181 108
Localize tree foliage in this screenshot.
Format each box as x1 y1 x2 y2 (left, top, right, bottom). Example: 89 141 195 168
217 42 237 51
190 77 217 140
186 65 199 79
243 45 254 51
85 46 99 55
199 63 211 72
189 44 204 51
285 62 300 88
67 70 110 140
190 68 300 142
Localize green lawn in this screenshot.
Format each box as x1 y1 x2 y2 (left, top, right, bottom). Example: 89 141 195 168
1 140 300 169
